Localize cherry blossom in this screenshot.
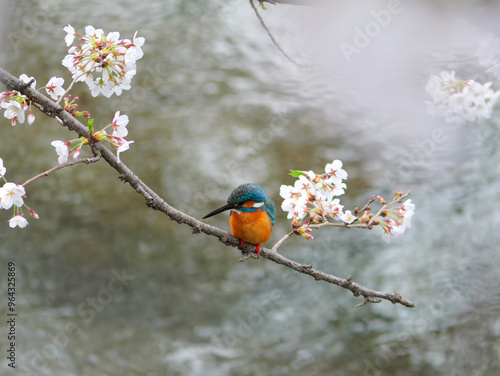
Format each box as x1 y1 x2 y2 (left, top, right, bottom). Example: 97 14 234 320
51 140 70 164
110 111 129 138
340 210 356 224
63 24 77 46
0 157 6 177
380 199 415 242
1 101 25 126
116 139 134 163
27 110 35 125
0 182 25 209
8 214 29 229
324 159 348 180
425 71 500 124
45 77 66 100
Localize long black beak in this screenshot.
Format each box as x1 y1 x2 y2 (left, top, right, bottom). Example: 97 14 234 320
202 203 237 219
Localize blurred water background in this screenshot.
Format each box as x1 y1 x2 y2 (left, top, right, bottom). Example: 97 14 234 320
1 0 500 375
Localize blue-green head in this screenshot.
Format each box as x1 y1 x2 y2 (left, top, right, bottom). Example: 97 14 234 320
227 183 267 205
202 183 275 224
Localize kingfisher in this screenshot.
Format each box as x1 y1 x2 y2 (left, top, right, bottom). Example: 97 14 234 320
202 183 276 257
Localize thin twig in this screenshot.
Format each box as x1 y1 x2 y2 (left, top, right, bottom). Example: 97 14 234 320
250 0 310 68
271 230 294 252
355 195 376 215
259 0 321 6
0 66 415 309
21 155 101 187
307 222 366 230
368 192 411 227
305 192 410 231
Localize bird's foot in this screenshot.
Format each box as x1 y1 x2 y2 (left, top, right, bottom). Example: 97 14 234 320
256 243 260 258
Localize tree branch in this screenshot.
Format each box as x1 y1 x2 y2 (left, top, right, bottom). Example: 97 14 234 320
259 0 323 6
21 155 101 187
0 67 415 308
250 0 309 68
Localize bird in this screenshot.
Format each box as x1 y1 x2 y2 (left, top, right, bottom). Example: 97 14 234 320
202 183 276 257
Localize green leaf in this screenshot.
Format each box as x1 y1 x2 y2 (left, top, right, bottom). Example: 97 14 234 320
289 170 304 177
88 118 94 135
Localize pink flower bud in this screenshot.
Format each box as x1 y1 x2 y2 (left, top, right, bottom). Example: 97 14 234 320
28 111 35 125
29 208 39 219
72 147 81 159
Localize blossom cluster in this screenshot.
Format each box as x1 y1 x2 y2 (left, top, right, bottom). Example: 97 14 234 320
1 74 36 126
280 160 348 225
280 160 415 242
0 158 38 228
378 197 415 243
51 111 133 164
0 25 145 230
1 74 67 126
425 71 500 124
62 25 144 97
476 34 500 80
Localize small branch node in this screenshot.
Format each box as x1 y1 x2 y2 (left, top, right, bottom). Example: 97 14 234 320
355 299 367 308
342 276 353 287
85 154 101 164
24 78 36 88
355 297 382 308
239 253 252 262
299 264 312 272
145 198 156 208
350 284 361 297
390 292 403 304
239 251 258 262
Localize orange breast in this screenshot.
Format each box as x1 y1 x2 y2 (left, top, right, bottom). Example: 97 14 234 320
229 209 272 245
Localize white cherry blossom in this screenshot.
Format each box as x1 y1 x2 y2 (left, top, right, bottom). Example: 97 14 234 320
8 215 29 229
0 183 25 209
